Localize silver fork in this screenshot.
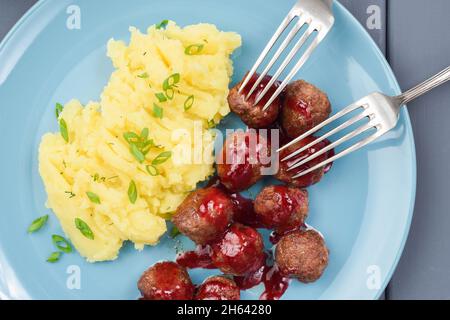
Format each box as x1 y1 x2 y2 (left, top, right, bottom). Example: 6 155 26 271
279 66 450 179
238 0 334 111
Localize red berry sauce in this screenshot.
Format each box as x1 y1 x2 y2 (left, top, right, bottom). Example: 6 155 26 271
176 245 216 269
198 187 232 230
241 72 282 108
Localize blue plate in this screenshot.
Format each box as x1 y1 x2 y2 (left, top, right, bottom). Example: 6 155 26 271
0 0 416 300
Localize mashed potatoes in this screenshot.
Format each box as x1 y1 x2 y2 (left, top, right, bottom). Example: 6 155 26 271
39 22 241 262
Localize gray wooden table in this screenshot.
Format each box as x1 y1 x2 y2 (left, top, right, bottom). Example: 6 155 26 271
1 0 450 299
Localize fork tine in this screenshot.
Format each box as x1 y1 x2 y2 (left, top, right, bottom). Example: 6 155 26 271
253 25 316 107
245 19 306 100
291 128 382 179
260 33 322 111
281 110 370 162
238 14 295 94
287 122 375 172
278 102 364 153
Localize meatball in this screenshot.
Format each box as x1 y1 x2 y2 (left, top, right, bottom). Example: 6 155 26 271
173 187 234 245
275 230 329 283
211 223 265 276
138 261 195 300
276 136 334 188
254 185 308 233
228 72 282 128
195 276 240 300
281 80 331 139
217 131 271 192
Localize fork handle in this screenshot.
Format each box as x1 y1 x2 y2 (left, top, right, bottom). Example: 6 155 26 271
397 66 450 105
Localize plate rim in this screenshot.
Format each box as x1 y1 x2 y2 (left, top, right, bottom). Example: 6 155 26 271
334 1 417 299
0 0 417 300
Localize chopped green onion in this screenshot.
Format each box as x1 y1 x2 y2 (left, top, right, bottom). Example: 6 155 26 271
185 44 204 55
123 132 140 144
207 119 216 128
93 173 106 182
52 235 72 253
130 143 145 163
152 151 172 166
75 218 94 240
28 215 49 233
47 252 61 263
55 103 64 119
86 191 101 204
124 129 155 162
153 103 163 119
137 72 149 79
155 92 167 103
142 140 155 155
128 180 138 204
163 73 180 90
170 226 181 238
156 19 169 30
184 95 195 111
59 119 69 143
140 128 149 140
65 191 76 198
146 164 159 176
164 87 174 100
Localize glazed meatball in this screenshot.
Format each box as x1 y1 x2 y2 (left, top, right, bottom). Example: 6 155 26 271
275 230 329 283
276 136 334 188
173 187 234 245
254 185 308 233
281 80 331 139
217 131 271 192
211 223 265 276
138 261 195 300
228 73 282 128
195 276 240 300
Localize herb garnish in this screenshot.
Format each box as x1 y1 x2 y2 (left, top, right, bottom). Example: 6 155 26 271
156 19 169 30
155 92 167 103
137 72 149 79
162 73 180 100
124 128 154 162
92 173 106 182
164 87 174 100
52 235 73 253
152 151 172 166
146 164 159 176
170 226 181 238
86 191 101 204
47 252 61 263
185 44 204 55
163 73 180 90
128 180 138 204
65 191 76 198
55 103 63 119
184 95 195 111
75 218 94 240
59 119 69 143
27 215 48 233
156 20 169 30
153 103 164 119
207 119 216 128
